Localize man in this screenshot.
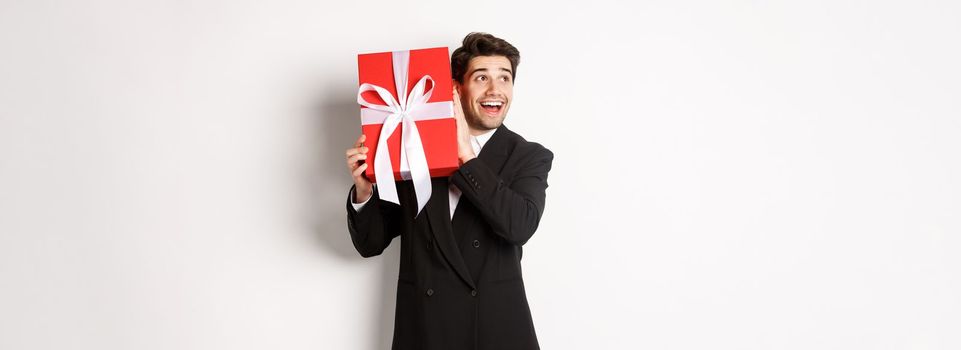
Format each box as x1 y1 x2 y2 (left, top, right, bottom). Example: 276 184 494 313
344 32 553 350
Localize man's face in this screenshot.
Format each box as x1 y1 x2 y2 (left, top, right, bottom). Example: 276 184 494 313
455 55 514 134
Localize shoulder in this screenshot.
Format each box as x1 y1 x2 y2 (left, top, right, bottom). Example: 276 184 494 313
501 125 553 162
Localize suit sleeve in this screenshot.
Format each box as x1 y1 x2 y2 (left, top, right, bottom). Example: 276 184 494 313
345 184 402 258
450 145 554 246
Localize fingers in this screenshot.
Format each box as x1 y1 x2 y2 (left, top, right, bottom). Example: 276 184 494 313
451 89 465 123
346 152 367 167
352 163 368 178
347 134 372 183
346 134 369 176
345 135 369 158
346 147 366 157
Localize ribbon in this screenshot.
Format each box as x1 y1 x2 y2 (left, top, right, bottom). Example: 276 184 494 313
357 50 453 216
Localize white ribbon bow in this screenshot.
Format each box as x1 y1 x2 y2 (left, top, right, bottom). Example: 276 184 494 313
357 50 453 216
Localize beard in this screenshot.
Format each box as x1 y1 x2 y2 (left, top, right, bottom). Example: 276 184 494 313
465 106 507 132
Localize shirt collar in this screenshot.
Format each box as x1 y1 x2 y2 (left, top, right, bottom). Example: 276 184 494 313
470 127 498 155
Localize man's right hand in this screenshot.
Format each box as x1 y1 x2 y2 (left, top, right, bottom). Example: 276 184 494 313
346 134 372 203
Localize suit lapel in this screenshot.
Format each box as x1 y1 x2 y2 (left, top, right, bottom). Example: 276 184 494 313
425 177 475 289
423 126 514 289
476 125 512 175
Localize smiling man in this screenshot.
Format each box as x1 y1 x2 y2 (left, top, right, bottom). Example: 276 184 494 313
345 32 554 350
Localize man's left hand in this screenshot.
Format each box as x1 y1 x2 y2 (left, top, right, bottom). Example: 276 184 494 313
452 87 476 165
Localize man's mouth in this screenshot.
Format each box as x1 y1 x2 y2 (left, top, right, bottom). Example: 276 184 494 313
479 100 504 115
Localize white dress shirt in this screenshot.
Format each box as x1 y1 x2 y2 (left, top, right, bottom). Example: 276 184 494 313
351 127 498 220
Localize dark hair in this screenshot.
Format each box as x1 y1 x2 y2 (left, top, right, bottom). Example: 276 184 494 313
451 32 520 83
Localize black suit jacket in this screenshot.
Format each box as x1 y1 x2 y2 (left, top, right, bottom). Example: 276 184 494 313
346 125 553 350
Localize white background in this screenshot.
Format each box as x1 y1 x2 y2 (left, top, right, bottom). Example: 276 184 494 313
1 0 959 349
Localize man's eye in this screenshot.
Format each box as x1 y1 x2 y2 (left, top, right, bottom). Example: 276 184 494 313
501 76 511 82
476 75 487 82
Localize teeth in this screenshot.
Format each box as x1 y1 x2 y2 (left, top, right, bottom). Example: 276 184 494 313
480 101 503 107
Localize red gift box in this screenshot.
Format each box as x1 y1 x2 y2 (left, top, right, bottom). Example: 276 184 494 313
357 47 457 184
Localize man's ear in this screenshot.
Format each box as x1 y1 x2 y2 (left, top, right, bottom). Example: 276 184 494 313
452 80 460 94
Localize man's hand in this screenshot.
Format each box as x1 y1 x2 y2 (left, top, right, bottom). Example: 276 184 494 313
453 87 476 165
346 134 372 202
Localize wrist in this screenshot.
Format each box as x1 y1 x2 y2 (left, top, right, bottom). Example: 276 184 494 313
353 185 373 203
458 141 476 165
458 153 476 165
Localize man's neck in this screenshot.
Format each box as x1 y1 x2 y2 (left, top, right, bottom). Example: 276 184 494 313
470 127 496 137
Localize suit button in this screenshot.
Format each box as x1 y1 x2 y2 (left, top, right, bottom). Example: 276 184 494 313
426 288 434 297
472 239 480 248
471 289 477 297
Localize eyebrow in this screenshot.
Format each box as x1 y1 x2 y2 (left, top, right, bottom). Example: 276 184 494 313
469 67 513 76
